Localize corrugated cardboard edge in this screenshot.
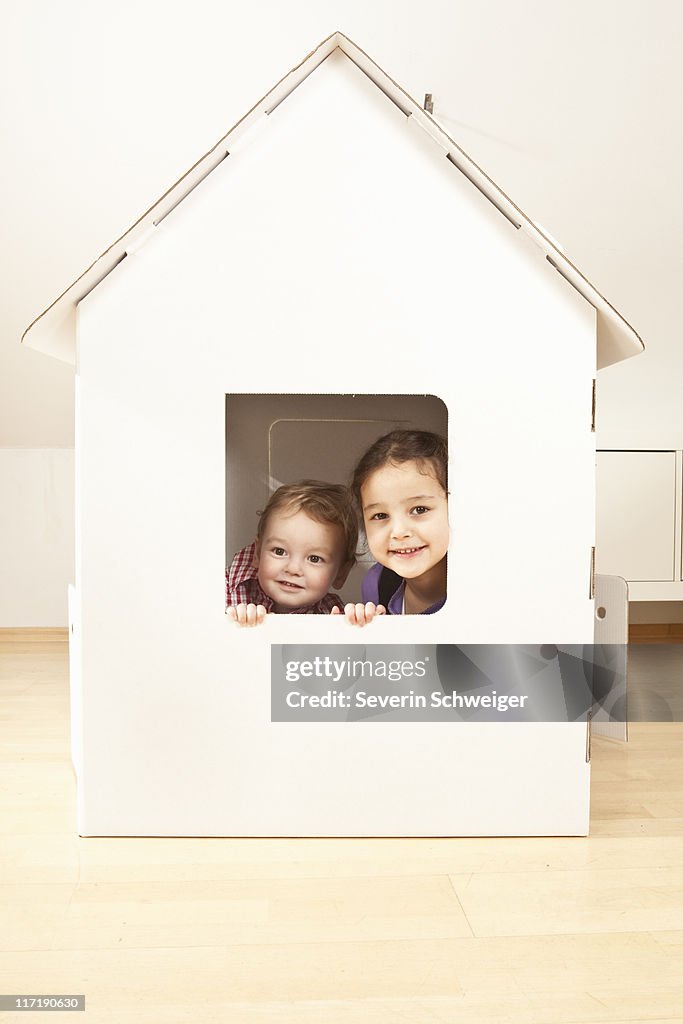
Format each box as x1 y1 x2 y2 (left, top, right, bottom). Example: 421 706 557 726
22 30 644 370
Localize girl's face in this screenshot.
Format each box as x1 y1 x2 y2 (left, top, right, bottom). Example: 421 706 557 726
360 460 449 579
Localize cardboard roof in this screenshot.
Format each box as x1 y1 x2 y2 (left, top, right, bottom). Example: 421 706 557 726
22 30 644 369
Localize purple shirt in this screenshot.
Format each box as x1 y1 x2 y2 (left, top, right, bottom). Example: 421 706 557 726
361 563 446 615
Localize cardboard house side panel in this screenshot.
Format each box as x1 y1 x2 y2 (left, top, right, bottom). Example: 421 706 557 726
74 52 594 836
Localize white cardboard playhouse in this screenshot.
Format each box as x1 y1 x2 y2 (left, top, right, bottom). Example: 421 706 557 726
24 32 643 837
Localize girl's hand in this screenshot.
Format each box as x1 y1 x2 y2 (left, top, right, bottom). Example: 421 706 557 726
228 603 267 627
331 602 386 626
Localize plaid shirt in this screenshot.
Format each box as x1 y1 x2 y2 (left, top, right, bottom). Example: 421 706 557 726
225 542 345 614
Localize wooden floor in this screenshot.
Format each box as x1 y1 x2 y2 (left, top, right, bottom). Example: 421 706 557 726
1 641 683 1023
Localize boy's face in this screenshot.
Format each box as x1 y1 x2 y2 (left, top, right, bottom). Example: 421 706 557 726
361 461 449 580
255 508 349 612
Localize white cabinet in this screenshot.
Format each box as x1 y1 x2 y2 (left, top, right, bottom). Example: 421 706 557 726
596 450 681 598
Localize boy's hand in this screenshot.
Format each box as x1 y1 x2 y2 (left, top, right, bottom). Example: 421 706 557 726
331 602 386 626
227 603 267 627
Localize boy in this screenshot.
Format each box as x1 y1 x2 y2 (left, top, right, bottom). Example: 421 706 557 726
226 480 357 626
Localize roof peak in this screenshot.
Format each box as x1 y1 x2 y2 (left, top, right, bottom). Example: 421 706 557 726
22 30 643 369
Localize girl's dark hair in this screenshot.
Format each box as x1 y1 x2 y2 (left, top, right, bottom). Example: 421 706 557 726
351 429 448 515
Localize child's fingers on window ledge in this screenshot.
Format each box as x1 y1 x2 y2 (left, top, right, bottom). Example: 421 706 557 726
343 601 383 626
227 602 264 626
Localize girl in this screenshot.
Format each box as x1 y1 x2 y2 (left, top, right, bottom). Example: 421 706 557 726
336 430 448 625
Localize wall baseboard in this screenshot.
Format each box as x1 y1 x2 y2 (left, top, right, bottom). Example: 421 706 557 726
0 627 69 643
629 623 683 644
3 624 681 644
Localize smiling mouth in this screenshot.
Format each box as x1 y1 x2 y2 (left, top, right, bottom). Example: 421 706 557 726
389 545 426 556
277 580 304 590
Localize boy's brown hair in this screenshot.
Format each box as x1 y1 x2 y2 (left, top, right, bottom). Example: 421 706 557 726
351 429 448 514
256 480 358 567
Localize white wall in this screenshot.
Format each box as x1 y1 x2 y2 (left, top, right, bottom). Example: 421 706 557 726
3 1 682 447
0 450 74 626
4 3 680 623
